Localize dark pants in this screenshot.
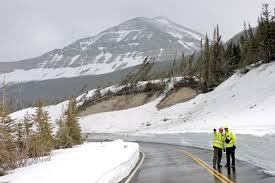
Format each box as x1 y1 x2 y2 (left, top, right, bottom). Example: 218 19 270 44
213 147 222 166
226 146 235 166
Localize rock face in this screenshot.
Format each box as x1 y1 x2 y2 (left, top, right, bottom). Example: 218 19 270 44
0 16 203 83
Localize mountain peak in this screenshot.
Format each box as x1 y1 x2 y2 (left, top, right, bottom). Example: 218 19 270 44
153 16 172 23
1 16 204 83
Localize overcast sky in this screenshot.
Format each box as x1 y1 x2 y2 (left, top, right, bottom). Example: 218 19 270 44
0 0 274 62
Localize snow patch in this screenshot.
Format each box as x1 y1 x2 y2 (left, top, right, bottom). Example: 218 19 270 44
0 140 139 183
0 54 144 84
128 43 140 46
69 55 80 65
51 54 63 63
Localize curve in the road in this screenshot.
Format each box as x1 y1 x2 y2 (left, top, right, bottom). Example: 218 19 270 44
131 142 275 183
122 151 146 183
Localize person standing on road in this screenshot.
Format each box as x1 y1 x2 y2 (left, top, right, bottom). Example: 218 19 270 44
212 127 225 169
224 125 236 168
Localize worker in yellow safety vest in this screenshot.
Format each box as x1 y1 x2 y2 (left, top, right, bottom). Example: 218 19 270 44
212 127 224 169
224 125 236 168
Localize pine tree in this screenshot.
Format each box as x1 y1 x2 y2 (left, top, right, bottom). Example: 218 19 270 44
240 22 250 67
0 81 16 135
23 113 33 140
202 35 210 86
32 100 54 155
55 116 73 149
178 51 187 75
0 81 17 174
209 28 217 86
270 8 275 60
256 3 273 62
208 25 224 87
22 113 34 157
15 123 25 152
224 42 241 77
185 51 196 75
66 97 82 145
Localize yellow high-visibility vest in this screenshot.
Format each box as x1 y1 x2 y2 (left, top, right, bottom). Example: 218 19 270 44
225 131 236 148
212 132 224 149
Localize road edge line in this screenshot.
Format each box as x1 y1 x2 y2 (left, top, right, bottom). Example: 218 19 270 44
123 151 145 183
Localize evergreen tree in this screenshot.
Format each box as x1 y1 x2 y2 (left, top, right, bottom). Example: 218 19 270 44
208 25 224 87
32 100 54 155
209 29 217 86
0 96 16 135
0 130 16 174
185 51 196 75
15 123 25 152
178 51 187 75
270 7 275 60
202 35 210 86
55 116 73 149
256 3 273 62
224 42 241 77
22 113 35 157
240 22 250 66
23 113 33 140
66 97 82 145
0 84 17 174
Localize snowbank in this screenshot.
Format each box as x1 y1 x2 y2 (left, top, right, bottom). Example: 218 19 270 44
0 140 139 183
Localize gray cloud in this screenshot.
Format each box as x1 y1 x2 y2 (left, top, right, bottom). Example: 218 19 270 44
0 0 274 61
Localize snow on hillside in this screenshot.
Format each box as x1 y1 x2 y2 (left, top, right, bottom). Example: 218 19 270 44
81 61 275 136
2 55 145 83
79 61 275 175
9 77 185 125
10 101 69 132
0 140 139 183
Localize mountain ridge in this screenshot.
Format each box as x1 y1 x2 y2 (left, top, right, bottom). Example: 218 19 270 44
0 16 203 83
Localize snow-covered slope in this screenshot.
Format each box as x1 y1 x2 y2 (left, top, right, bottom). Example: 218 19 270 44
78 61 275 175
0 17 203 84
0 140 139 183
10 62 275 135
81 62 275 136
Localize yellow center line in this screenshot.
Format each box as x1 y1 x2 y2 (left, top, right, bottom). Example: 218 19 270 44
180 150 227 183
186 150 233 183
177 149 234 183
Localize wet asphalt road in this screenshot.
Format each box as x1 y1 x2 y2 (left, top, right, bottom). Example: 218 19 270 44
130 142 275 183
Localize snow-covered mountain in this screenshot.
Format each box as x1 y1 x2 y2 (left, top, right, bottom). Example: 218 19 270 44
0 17 203 84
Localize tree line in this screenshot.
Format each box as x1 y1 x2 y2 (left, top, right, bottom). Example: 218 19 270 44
0 97 83 175
177 4 275 90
